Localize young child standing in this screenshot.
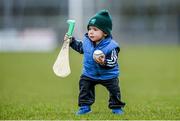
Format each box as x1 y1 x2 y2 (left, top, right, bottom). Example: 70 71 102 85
64 10 125 115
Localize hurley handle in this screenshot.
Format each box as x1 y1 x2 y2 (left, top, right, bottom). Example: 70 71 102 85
67 20 75 37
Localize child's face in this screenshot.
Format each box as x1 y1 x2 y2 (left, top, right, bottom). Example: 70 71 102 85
88 26 107 42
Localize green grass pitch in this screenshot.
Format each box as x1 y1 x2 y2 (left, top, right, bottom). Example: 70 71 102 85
0 45 180 120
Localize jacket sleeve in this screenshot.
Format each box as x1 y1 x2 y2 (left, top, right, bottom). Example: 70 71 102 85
69 37 84 54
100 47 120 68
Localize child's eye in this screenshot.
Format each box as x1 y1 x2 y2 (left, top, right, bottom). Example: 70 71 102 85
88 28 92 31
88 27 98 31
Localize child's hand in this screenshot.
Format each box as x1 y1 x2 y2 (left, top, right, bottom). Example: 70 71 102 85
64 34 69 41
64 34 73 42
94 54 105 65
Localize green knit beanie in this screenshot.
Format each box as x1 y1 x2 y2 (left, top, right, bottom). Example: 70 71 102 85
87 10 112 35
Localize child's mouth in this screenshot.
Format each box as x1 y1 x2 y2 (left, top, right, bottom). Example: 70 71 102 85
90 36 94 39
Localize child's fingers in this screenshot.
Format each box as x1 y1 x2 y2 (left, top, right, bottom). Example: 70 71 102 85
95 55 105 64
64 34 68 41
64 34 72 41
65 33 72 39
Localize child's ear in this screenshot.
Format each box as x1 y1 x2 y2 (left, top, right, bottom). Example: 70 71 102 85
104 33 107 37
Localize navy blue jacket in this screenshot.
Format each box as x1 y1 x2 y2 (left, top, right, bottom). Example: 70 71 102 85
70 34 120 80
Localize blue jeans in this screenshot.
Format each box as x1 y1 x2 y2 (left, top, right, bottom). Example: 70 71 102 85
78 75 125 109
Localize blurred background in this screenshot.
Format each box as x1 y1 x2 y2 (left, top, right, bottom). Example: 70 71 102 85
0 0 180 51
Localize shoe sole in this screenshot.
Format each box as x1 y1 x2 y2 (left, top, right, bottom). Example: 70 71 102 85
76 110 92 115
112 112 124 115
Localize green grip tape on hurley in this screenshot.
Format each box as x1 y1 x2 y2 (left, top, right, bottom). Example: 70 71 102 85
67 20 75 37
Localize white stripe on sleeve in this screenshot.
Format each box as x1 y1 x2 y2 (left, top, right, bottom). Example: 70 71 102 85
106 49 118 67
